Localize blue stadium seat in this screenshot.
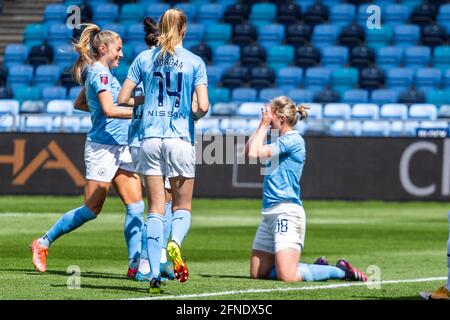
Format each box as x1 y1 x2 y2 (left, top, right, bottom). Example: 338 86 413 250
79 115 92 132
20 100 45 113
361 120 390 137
237 102 264 117
210 102 238 116
329 120 347 136
415 68 442 92
383 4 410 26
102 23 126 39
204 23 232 52
259 88 284 102
288 89 314 103
7 65 34 92
342 89 369 104
221 66 248 89
386 68 414 92
355 3 372 27
427 89 450 106
329 4 356 30
68 86 83 100
52 116 81 133
119 4 144 27
46 99 74 115
209 87 230 104
330 67 358 95
0 99 20 115
417 120 448 132
404 46 431 70
346 120 363 136
145 3 170 22
433 46 450 71
195 118 221 134
173 3 196 22
34 65 61 90
21 115 53 132
371 89 398 105
351 103 379 120
249 3 277 29
438 104 450 118
24 24 49 48
206 66 224 88
376 46 403 73
276 67 303 90
42 86 67 103
48 23 72 48
184 24 205 50
437 4 450 32
0 115 16 132
311 24 338 50
219 118 249 134
44 4 68 24
112 63 130 84
126 24 145 46
304 67 331 94
231 88 257 104
365 25 393 51
198 3 225 25
380 103 408 120
4 44 29 69
321 46 349 70
393 24 420 48
213 45 240 70
54 45 78 70
323 103 351 120
304 103 323 120
409 103 438 120
13 86 40 103
267 45 294 70
258 24 285 51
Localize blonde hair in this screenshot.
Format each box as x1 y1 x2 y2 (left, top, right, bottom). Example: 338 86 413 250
157 8 187 58
270 96 309 126
72 23 120 84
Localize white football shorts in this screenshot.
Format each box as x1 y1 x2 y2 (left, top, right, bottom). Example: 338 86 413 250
84 141 134 183
131 145 171 189
252 202 306 254
138 137 195 179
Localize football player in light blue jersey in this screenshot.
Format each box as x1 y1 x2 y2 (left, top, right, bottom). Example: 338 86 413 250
129 17 175 282
30 24 145 278
245 96 368 283
119 8 209 293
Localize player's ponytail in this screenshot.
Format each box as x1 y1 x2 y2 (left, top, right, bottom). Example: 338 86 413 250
296 104 309 121
157 8 187 58
72 23 120 84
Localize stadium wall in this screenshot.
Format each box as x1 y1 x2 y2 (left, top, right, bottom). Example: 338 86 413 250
0 133 448 201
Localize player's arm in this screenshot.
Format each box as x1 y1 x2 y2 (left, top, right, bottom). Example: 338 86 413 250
192 84 209 120
98 90 132 119
117 79 144 107
73 87 89 112
245 106 273 159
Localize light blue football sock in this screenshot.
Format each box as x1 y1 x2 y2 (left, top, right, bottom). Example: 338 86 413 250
41 205 96 247
147 213 165 279
171 209 191 246
140 223 148 260
124 200 144 268
163 201 173 248
298 263 346 281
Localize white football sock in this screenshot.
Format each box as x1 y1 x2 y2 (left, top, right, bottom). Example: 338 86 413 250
160 248 167 263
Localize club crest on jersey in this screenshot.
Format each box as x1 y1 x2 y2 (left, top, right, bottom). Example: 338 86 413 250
99 74 109 85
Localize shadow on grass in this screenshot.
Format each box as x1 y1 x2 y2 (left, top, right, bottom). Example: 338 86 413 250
199 273 250 279
0 268 127 281
50 283 148 294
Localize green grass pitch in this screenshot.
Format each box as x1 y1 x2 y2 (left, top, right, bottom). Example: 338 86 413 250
0 196 448 300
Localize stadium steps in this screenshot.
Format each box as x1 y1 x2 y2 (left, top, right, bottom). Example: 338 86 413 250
0 0 62 60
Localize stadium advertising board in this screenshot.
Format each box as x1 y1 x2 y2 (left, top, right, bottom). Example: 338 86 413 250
0 133 448 200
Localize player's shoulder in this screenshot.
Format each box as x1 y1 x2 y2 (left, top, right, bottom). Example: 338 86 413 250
135 47 158 61
280 130 305 149
88 62 110 78
178 47 204 66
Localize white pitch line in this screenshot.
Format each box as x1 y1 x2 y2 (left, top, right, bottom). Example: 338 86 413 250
123 276 447 300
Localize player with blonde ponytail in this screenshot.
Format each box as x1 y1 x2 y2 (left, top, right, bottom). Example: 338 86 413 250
245 96 368 283
30 24 146 279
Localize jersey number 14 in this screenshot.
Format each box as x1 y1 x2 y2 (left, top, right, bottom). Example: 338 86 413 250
153 72 183 108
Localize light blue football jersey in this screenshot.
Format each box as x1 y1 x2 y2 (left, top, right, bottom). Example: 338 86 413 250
262 130 306 209
85 62 130 145
127 47 208 143
128 83 144 148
